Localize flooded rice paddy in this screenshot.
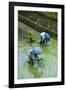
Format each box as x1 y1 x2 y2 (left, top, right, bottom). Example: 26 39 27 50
18 21 58 79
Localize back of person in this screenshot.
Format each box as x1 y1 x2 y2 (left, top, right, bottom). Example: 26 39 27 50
40 32 45 40
44 32 50 41
40 32 50 44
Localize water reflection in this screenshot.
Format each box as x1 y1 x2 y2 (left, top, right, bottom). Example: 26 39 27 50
27 60 45 78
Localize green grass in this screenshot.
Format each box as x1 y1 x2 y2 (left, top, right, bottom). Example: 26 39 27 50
44 12 57 19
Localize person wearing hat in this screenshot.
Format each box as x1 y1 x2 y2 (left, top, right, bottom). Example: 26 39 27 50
40 32 50 44
28 47 42 64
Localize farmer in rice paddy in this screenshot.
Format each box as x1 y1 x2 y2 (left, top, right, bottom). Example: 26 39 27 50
40 32 50 44
28 47 42 64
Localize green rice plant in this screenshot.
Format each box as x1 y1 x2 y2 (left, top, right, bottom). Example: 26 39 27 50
38 54 44 60
28 31 34 42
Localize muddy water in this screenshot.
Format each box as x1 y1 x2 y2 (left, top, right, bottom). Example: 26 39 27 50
18 21 58 79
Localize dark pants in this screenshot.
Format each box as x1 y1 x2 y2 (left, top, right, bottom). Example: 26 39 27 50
41 37 49 44
43 38 48 44
40 36 43 44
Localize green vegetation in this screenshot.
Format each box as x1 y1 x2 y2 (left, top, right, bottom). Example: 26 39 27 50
38 54 44 60
28 31 34 42
18 22 57 79
44 12 57 19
